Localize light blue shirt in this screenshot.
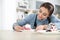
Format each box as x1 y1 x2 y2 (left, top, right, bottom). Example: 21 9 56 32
13 14 60 29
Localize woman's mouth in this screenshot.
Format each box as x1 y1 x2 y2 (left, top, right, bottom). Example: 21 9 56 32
38 16 43 20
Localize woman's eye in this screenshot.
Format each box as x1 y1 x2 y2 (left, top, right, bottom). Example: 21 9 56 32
39 10 42 13
43 13 47 16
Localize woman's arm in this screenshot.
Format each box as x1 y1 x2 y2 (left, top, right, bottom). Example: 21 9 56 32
50 15 60 23
13 14 34 32
35 25 48 31
50 15 60 30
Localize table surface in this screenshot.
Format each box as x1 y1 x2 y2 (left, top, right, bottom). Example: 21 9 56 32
0 30 60 40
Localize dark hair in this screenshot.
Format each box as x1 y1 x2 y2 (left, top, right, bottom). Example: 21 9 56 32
40 2 54 23
40 2 54 16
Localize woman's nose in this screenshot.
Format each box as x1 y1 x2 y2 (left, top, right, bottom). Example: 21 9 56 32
39 14 42 17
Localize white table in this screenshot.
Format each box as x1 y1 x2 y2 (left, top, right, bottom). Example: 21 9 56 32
0 30 60 40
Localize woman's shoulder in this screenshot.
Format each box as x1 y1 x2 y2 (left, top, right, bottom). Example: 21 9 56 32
28 13 37 18
50 14 58 19
50 14 60 21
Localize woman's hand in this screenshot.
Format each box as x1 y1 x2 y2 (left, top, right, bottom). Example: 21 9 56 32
14 26 24 32
36 25 48 31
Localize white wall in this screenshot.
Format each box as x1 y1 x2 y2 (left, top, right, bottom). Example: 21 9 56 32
29 0 36 10
37 0 54 3
54 0 60 5
0 0 2 29
37 0 60 5
2 0 17 30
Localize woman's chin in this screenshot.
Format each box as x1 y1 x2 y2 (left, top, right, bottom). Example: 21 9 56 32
37 17 43 20
38 18 43 20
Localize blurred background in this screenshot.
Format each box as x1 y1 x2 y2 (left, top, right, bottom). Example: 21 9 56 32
0 0 60 31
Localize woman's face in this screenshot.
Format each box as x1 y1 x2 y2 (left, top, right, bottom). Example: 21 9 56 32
37 7 49 20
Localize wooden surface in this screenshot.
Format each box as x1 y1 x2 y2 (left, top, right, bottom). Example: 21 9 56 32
0 30 60 40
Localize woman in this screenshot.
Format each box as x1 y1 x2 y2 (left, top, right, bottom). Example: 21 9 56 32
13 2 60 32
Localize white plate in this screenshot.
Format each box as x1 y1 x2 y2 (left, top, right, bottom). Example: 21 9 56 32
36 30 60 35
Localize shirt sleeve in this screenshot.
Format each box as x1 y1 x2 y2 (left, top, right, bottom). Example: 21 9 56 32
50 15 60 30
17 14 34 26
50 15 60 23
